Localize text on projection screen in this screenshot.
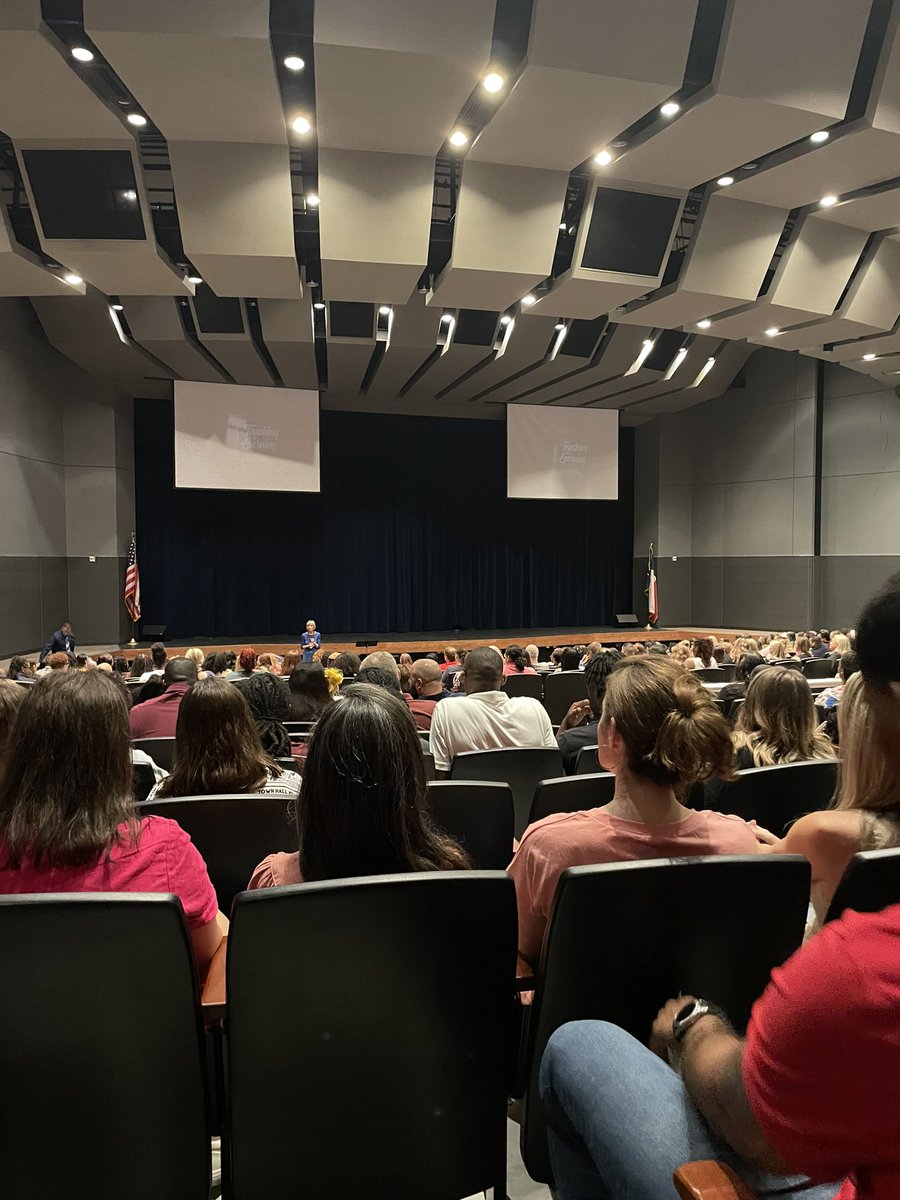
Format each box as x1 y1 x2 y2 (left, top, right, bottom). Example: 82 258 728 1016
174 380 320 492
506 405 618 500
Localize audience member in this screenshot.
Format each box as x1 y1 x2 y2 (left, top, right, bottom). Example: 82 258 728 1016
146 678 300 802
279 649 301 677
410 658 452 702
828 632 852 662
129 657 198 739
112 656 129 676
669 639 692 666
184 647 207 678
330 651 360 679
718 652 765 710
138 641 168 680
323 666 343 696
0 671 222 973
559 648 581 672
443 648 467 690
429 646 555 774
358 664 435 731
809 634 830 659
509 657 758 971
129 654 149 679
729 636 759 662
504 644 537 675
287 662 334 721
556 649 622 774
249 683 468 888
765 636 788 661
201 651 230 677
240 671 293 759
256 653 279 674
224 650 237 672
75 654 91 671
525 643 542 669
684 637 718 670
795 634 811 658
0 679 24 764
442 646 459 672
580 642 603 668
7 656 35 681
398 656 414 695
816 650 860 712
45 651 69 673
227 647 258 678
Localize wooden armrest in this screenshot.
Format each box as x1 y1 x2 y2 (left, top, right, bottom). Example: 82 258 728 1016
201 935 228 1023
674 1161 757 1200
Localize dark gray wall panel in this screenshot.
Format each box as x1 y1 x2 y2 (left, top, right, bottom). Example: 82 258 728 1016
690 557 724 626
0 556 73 657
40 556 70 640
67 556 129 645
819 556 900 627
633 555 691 627
721 557 814 630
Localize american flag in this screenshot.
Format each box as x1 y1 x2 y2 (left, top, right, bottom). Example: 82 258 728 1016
124 533 141 622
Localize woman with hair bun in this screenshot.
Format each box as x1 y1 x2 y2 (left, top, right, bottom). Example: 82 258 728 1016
508 656 762 971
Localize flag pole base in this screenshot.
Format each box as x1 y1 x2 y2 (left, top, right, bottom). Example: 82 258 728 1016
127 638 138 647
645 624 654 630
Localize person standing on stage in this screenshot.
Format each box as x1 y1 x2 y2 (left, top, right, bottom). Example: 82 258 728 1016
300 619 321 662
40 621 75 664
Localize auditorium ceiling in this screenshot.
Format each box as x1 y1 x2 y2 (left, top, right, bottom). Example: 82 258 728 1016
2 0 900 422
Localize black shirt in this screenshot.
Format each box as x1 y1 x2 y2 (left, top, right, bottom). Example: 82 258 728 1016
557 718 600 775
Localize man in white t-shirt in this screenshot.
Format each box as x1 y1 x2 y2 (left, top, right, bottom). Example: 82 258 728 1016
430 646 557 775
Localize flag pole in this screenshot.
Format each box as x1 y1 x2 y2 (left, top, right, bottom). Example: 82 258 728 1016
128 620 137 648
645 542 655 630
126 529 139 646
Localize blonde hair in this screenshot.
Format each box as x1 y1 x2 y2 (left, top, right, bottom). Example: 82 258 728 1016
602 657 735 787
733 667 835 767
185 647 204 669
834 674 900 847
323 667 343 697
831 633 851 655
766 637 787 660
669 640 692 665
730 636 759 662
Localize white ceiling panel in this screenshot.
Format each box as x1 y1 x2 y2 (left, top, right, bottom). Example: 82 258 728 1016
121 296 227 382
319 148 433 304
314 0 494 154
258 299 318 390
445 313 560 401
817 185 900 231
0 204 79 297
325 342 375 396
430 162 569 311
470 0 697 170
403 331 497 400
622 342 753 417
364 293 444 398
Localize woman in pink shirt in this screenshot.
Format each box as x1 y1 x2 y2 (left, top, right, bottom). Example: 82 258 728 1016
508 655 761 971
503 645 538 676
0 671 222 976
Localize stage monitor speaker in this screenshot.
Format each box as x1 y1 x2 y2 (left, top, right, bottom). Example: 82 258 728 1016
616 613 639 627
142 624 167 639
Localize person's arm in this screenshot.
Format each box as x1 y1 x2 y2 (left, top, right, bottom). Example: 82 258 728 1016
650 999 790 1175
557 698 592 733
190 917 224 980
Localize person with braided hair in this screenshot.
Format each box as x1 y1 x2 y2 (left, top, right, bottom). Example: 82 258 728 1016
239 670 293 760
508 656 762 972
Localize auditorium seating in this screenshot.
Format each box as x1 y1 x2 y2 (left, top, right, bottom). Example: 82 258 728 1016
542 671 588 724
826 847 900 923
0 893 211 1199
574 744 601 774
707 760 838 835
449 747 564 837
504 673 544 701
426 780 514 869
223 873 517 1199
132 735 176 771
138 795 294 910
516 855 811 1183
693 667 725 682
802 659 837 680
132 759 156 802
528 773 616 826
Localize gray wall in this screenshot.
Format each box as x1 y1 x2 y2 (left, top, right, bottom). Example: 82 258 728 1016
0 299 134 656
633 347 900 629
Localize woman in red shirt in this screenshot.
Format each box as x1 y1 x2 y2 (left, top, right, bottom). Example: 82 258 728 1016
0 671 222 976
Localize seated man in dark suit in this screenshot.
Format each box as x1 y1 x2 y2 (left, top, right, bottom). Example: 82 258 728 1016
556 649 622 773
40 621 75 663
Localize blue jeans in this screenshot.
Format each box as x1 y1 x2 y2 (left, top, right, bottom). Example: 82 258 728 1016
539 1021 840 1200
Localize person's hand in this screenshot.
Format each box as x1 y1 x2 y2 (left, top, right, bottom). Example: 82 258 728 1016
750 823 779 847
650 996 694 1062
559 699 592 732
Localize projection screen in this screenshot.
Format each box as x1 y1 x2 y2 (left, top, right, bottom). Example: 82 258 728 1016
174 380 320 492
507 405 618 500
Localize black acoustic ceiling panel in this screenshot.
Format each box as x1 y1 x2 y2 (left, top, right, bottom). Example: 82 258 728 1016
581 187 680 277
22 149 146 241
192 285 244 334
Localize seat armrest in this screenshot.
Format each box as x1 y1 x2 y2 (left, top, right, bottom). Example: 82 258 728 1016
674 1162 757 1199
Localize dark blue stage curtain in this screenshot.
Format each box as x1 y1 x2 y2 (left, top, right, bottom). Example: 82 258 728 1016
133 400 634 638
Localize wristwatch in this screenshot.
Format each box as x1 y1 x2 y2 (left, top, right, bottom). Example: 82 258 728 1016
672 998 723 1042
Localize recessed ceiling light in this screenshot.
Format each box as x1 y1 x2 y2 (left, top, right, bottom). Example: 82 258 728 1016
742 162 758 171
819 194 838 207
313 302 326 311
71 47 94 62
499 315 512 325
291 115 312 135
863 353 877 360
765 327 780 337
187 274 202 285
697 319 712 329
594 149 613 167
306 193 320 208
482 71 504 93
441 313 454 323
122 189 137 202
63 273 83 286
521 294 537 306
717 175 734 186
611 139 628 149
448 129 468 147
378 305 392 316
126 113 147 127
283 55 305 71
558 222 567 230
810 130 829 144
555 322 566 331
660 101 680 117
111 303 124 311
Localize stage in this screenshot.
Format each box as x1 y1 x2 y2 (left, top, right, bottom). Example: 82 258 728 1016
60 625 769 665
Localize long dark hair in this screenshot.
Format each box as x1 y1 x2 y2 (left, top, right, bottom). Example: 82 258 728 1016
505 644 529 673
240 672 292 757
298 683 469 881
0 680 24 762
288 662 333 720
0 672 136 868
155 678 279 798
129 654 150 678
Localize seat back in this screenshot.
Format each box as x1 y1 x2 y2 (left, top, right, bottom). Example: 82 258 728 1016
449 747 564 838
542 671 587 724
574 744 603 774
692 666 723 681
283 721 315 733
528 773 616 826
225 874 517 1200
802 658 836 680
132 760 157 802
504 673 544 701
711 759 838 835
0 894 210 1200
132 736 177 771
826 848 900 923
138 795 294 911
426 781 515 869
521 856 810 1182
275 756 300 773
716 662 737 682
